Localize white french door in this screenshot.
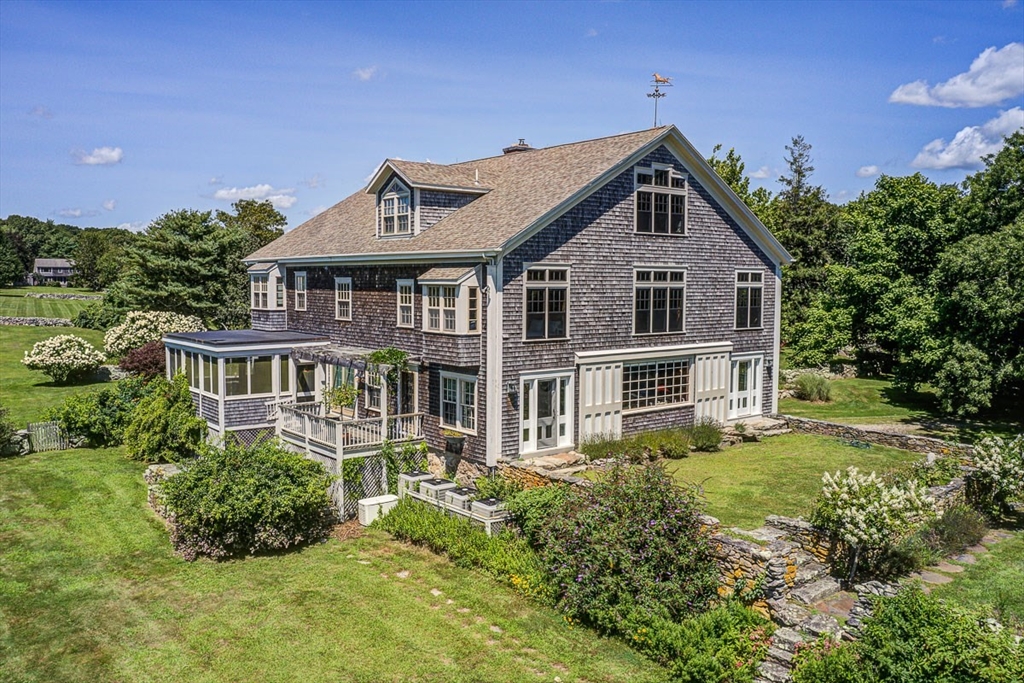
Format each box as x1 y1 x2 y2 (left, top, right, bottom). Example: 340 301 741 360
728 355 761 420
520 371 574 454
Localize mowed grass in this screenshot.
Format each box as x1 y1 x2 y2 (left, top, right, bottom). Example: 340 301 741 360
779 378 939 424
0 447 665 683
663 433 920 529
931 531 1024 632
0 325 110 426
0 287 99 319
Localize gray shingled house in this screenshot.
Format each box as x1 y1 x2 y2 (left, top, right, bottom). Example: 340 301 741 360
164 125 793 469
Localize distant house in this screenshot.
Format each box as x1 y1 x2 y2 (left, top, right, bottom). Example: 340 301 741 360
29 258 75 286
165 125 793 470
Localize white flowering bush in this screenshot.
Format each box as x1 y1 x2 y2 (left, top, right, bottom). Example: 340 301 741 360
812 466 935 580
967 434 1024 516
104 311 204 356
22 335 106 384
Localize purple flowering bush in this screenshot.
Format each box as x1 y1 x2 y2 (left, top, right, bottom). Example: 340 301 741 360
539 463 718 635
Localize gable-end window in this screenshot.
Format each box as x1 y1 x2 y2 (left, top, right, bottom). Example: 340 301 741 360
426 285 457 332
441 373 476 432
635 164 687 235
295 272 307 311
251 276 269 309
634 268 685 335
735 271 763 329
397 279 414 327
335 277 352 320
524 266 568 340
380 180 412 236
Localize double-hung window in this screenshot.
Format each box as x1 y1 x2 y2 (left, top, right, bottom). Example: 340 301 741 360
468 287 479 332
441 373 476 432
735 271 763 329
294 272 307 311
524 266 568 340
380 180 412 235
335 277 352 320
634 268 685 334
622 359 690 410
275 279 284 308
251 276 269 309
426 285 457 332
635 165 687 235
397 280 414 327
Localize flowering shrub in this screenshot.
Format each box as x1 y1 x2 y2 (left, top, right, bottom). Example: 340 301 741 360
21 334 106 384
104 311 204 356
539 463 718 634
118 340 166 379
161 440 336 561
966 434 1024 517
123 373 207 463
811 467 934 580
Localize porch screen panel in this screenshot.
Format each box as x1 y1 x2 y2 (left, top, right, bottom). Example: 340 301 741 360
225 358 248 396
251 356 273 394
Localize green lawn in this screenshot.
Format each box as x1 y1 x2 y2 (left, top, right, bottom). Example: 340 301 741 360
0 325 110 426
663 433 920 529
0 287 99 319
932 531 1024 632
0 448 664 683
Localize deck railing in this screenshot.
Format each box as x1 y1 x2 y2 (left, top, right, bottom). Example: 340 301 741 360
277 403 424 455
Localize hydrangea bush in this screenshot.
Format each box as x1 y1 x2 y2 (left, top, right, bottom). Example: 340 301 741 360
967 434 1024 517
21 334 106 384
811 466 935 581
104 311 204 356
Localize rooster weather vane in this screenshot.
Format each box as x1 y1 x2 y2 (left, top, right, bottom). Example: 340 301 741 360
648 73 672 127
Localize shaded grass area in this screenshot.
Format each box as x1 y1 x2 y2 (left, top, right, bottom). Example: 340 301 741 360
0 325 110 426
0 448 665 683
932 531 1024 632
663 433 920 529
0 287 99 319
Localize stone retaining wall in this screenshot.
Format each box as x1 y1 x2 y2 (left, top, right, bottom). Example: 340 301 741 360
0 316 73 326
26 293 102 300
779 415 975 458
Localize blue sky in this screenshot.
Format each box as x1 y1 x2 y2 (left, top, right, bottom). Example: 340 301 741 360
1 0 1022 231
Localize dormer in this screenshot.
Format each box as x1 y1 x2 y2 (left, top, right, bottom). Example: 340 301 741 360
377 177 413 238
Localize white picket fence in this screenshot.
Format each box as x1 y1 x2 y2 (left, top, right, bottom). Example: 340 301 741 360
26 421 70 452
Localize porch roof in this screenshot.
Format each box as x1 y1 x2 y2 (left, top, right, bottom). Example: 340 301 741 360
291 343 420 371
164 329 329 347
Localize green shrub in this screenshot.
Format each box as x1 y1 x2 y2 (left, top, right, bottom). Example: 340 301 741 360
908 455 964 487
161 440 336 561
918 504 987 556
792 638 867 683
966 434 1024 518
474 474 525 500
47 377 158 447
538 463 718 634
624 601 773 683
375 497 552 602
503 484 571 546
74 301 126 331
579 429 693 462
794 374 832 402
872 534 936 579
123 373 207 462
21 334 106 384
0 403 18 456
688 416 722 452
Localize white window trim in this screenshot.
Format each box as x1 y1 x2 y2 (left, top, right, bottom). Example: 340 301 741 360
378 179 413 237
621 355 694 414
334 276 352 321
734 269 765 331
251 275 270 310
728 353 763 420
440 371 477 435
522 263 571 342
423 284 459 334
294 271 307 311
632 266 687 336
633 163 688 236
397 279 414 328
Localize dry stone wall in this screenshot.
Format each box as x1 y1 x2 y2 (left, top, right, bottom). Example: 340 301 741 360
779 415 975 458
0 316 73 326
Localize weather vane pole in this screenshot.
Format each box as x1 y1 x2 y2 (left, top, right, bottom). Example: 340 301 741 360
647 73 672 127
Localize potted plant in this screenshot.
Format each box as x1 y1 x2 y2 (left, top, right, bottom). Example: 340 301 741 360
323 383 360 415
441 428 465 455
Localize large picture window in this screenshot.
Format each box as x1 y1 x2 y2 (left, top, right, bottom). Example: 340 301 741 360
441 373 476 432
634 268 685 334
524 267 568 340
735 271 763 329
335 277 352 320
635 165 687 235
623 359 690 411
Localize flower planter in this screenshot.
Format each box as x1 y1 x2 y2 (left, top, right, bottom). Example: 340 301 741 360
444 435 465 455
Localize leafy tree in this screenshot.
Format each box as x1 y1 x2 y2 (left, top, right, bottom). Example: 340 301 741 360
215 199 286 256
707 144 776 228
959 130 1024 237
123 373 207 463
0 215 79 266
0 233 24 287
72 229 107 290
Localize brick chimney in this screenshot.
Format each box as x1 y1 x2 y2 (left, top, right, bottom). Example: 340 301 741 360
502 138 534 154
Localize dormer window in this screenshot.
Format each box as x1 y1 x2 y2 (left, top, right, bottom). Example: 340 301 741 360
380 179 412 236
635 164 687 235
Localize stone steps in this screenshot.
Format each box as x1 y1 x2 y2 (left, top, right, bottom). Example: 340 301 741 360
792 560 829 588
791 577 842 605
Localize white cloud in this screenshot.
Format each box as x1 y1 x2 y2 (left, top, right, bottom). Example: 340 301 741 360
212 183 298 209
58 208 100 218
750 166 771 179
890 43 1024 108
911 107 1024 169
353 66 379 82
305 205 328 218
855 165 880 178
208 176 223 186
301 173 324 189
73 146 124 165
1004 0 1018 8
29 105 53 119
103 199 117 211
116 221 147 232
585 28 598 38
